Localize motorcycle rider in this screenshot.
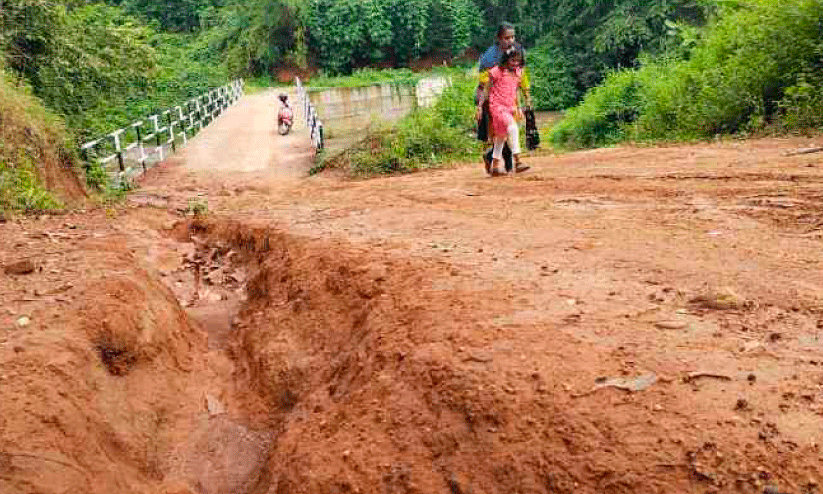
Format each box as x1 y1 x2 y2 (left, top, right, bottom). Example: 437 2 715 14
277 92 293 134
278 93 290 110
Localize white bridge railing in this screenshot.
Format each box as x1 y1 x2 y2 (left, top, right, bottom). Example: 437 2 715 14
295 77 324 151
80 79 244 187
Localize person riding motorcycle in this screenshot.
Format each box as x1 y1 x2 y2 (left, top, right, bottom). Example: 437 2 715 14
277 93 293 135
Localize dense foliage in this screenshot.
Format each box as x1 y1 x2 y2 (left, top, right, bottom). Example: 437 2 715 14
203 0 305 76
469 0 710 91
305 0 481 74
551 0 823 148
2 0 823 204
2 0 229 139
114 0 222 32
526 35 576 110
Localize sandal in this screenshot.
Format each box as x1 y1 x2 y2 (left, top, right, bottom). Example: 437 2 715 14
490 158 506 177
513 156 530 173
483 154 492 175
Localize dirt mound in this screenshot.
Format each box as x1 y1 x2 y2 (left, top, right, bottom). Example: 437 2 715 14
179 219 608 493
0 215 233 494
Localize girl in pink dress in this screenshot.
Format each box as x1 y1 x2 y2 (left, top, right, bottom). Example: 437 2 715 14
476 47 530 176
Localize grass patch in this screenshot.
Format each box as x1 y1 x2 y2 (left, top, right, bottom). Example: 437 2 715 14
0 74 67 214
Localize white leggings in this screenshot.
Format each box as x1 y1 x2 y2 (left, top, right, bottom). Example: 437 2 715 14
492 121 521 159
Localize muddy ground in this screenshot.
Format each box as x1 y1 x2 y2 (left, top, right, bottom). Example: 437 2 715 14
2 92 823 494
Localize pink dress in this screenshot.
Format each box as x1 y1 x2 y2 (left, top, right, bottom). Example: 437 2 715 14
488 66 523 137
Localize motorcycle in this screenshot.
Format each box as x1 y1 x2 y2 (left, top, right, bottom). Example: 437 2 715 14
277 105 293 135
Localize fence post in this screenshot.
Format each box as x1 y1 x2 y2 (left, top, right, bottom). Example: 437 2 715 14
176 106 187 145
150 114 164 161
318 125 324 150
112 129 125 173
80 146 91 175
134 123 146 171
196 99 203 129
165 111 176 152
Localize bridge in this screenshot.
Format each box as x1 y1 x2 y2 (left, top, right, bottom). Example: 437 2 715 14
80 79 325 187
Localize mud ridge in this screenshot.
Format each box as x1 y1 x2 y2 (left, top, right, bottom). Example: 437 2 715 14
174 218 823 494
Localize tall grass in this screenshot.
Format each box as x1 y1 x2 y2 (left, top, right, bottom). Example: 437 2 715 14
0 74 66 213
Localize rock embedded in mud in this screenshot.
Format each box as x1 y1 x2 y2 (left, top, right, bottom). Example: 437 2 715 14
171 417 270 494
689 288 748 310
4 259 35 275
655 320 688 330
205 393 227 416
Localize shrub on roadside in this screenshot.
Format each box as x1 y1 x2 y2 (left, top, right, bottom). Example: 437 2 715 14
550 0 823 148
549 70 640 148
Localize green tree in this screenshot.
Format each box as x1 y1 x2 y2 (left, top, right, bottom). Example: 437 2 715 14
527 35 577 110
207 0 305 75
551 0 823 147
116 0 224 32
306 0 481 74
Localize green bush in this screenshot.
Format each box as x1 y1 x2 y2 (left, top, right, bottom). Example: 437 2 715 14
526 35 577 111
779 63 823 130
21 4 155 138
549 70 640 148
640 0 823 138
3 1 230 141
551 0 823 148
204 0 305 76
77 31 229 139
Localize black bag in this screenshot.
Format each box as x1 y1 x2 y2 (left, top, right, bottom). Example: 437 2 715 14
525 108 540 150
476 103 490 142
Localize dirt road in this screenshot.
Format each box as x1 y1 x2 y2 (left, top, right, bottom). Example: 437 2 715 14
2 93 823 494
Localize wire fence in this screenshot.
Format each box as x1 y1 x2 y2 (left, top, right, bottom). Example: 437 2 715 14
80 79 244 187
295 77 324 151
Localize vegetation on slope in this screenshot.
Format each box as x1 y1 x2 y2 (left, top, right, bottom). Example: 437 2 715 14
0 74 79 213
551 0 823 148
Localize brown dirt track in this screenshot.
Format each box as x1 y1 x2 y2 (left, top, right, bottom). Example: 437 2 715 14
2 93 823 494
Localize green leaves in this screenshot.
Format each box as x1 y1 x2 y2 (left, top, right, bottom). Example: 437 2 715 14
119 0 221 32
527 35 577 110
552 0 823 147
306 0 481 74
207 0 304 75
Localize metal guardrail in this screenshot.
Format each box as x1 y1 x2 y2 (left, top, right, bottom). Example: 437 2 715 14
295 77 324 151
80 79 244 187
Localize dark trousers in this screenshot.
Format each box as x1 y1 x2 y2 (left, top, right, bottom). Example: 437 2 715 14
485 145 513 172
